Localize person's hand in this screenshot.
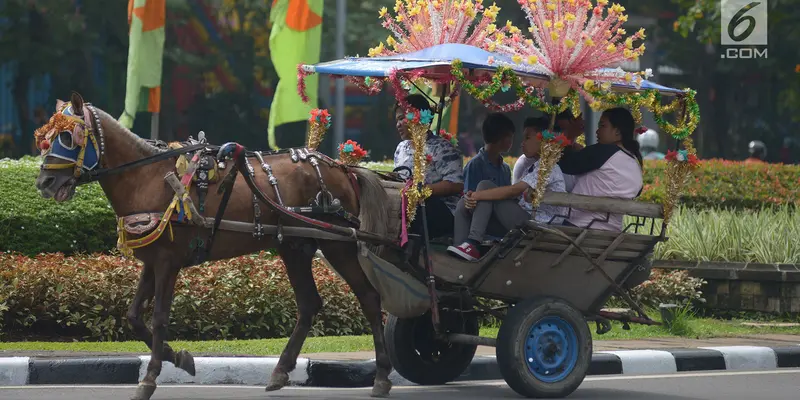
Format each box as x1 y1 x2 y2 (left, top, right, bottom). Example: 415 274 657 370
464 191 477 210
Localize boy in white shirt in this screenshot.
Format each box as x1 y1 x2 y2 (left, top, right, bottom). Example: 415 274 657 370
449 121 567 261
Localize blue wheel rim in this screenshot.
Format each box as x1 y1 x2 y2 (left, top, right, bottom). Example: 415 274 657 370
524 316 579 383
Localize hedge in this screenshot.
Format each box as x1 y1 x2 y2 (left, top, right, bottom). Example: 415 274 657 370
0 157 116 255
0 251 704 341
0 251 370 341
2 156 799 256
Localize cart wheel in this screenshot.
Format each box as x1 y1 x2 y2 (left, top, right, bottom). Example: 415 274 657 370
496 297 591 398
384 308 479 385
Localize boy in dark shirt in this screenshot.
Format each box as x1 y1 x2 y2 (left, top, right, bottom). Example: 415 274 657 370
463 113 515 192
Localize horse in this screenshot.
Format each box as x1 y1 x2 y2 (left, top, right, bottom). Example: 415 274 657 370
33 93 394 400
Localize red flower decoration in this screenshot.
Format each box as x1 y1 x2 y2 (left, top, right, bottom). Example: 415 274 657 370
425 154 433 164
635 126 649 135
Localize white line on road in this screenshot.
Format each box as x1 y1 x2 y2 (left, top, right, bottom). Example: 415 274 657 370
1 369 799 391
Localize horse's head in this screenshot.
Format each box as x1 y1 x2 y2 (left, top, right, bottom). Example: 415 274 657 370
34 92 104 202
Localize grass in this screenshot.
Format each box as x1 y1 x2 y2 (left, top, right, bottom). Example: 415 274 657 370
1 315 796 356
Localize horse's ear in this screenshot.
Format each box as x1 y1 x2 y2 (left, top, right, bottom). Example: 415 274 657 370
56 99 65 110
70 92 85 115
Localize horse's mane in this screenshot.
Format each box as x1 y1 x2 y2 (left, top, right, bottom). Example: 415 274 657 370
95 107 166 156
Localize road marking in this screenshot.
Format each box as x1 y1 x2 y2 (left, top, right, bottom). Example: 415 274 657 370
1 369 799 391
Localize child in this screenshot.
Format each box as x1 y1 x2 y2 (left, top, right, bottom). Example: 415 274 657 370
449 125 567 261
463 113 515 192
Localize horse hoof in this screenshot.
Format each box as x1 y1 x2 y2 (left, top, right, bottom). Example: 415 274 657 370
371 379 392 398
265 371 289 392
130 382 157 400
176 349 196 376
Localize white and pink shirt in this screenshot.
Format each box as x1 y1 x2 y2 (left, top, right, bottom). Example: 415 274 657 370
557 144 643 231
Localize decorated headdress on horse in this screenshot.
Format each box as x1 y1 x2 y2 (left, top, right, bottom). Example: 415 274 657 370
34 93 102 177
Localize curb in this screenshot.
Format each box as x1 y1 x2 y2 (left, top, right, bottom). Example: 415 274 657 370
1 346 799 387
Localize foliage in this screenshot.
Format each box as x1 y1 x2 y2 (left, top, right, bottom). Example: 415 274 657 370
653 206 800 264
629 269 707 308
0 157 117 255
0 251 371 341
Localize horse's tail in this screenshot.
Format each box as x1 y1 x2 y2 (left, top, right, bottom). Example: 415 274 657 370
350 167 390 242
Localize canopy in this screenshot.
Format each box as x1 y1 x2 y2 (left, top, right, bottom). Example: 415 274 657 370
303 43 683 96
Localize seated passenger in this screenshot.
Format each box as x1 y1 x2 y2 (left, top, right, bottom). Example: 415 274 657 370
447 125 567 261
393 94 464 239
513 116 548 184
557 107 644 232
463 113 514 192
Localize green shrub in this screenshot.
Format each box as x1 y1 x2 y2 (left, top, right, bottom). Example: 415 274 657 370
652 206 800 264
0 157 117 255
0 251 370 341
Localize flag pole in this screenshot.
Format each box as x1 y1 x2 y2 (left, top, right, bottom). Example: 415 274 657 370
151 112 160 140
333 0 346 154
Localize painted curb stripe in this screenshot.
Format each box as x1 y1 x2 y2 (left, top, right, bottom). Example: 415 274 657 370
28 357 140 385
699 346 777 371
137 356 309 385
600 350 677 375
774 347 800 368
587 353 622 375
0 357 29 386
667 349 726 372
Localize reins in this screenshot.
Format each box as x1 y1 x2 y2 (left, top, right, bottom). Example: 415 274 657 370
75 143 209 185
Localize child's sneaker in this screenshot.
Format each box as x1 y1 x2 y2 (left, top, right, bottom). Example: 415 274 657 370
447 242 481 261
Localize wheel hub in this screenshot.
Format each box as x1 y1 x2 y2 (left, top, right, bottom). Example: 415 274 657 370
524 316 579 383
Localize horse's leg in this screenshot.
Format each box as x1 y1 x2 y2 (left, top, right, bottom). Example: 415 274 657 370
318 241 392 398
266 238 322 392
132 258 181 400
126 263 195 376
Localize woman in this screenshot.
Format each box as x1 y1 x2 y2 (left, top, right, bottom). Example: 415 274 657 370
448 123 567 261
557 107 643 232
393 94 464 239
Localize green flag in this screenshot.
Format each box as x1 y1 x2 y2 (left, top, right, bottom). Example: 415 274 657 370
268 0 323 149
119 0 166 129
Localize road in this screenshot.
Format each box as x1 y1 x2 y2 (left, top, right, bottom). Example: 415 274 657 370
2 369 798 400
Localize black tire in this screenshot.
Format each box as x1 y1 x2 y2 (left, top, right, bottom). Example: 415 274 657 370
384 308 479 385
496 297 592 398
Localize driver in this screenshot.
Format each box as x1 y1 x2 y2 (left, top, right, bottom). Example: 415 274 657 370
393 94 464 239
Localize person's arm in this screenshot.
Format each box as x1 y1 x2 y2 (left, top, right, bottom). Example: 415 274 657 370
430 144 465 196
429 180 463 196
471 181 528 201
558 144 619 175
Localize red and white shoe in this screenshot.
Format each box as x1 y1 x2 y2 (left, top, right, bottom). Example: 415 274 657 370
447 242 481 261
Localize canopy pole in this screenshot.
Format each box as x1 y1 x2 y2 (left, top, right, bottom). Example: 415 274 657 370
333 0 346 155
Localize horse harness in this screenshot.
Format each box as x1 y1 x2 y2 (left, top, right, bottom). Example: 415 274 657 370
46 104 364 263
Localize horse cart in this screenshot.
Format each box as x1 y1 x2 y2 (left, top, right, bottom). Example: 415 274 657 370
295 41 699 398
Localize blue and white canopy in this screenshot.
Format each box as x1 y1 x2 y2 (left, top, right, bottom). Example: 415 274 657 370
303 43 683 96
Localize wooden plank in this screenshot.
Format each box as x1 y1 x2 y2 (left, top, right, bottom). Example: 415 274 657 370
541 192 663 219
542 225 662 243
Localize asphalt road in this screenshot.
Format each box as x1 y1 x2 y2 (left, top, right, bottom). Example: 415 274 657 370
2 369 799 400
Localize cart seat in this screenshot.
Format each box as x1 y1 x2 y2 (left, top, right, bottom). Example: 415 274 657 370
425 193 666 314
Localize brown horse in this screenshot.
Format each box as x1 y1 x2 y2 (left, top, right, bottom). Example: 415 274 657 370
33 93 394 399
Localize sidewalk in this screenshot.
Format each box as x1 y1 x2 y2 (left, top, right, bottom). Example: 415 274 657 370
2 334 798 360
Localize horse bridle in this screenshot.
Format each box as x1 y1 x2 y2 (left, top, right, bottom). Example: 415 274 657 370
39 103 207 185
